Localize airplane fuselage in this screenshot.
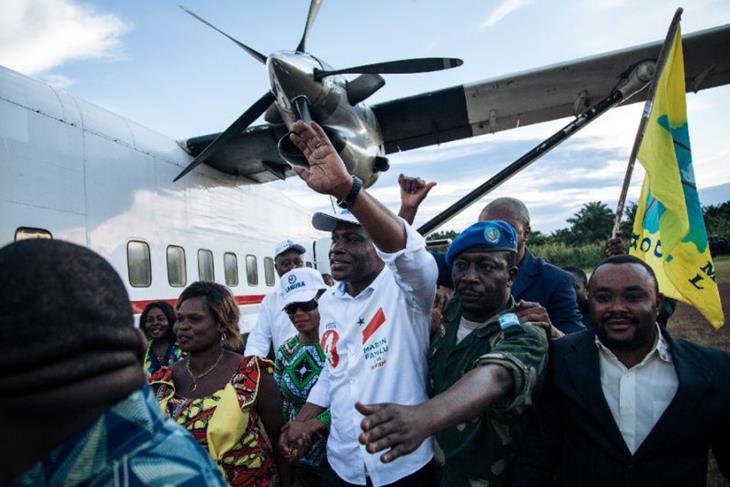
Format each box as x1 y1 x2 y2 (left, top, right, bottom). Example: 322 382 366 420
0 64 323 332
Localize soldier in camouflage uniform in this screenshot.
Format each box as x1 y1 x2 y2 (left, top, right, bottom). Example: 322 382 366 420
358 220 548 487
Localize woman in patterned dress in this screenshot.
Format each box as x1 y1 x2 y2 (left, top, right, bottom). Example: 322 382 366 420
139 301 182 375
274 268 331 487
151 282 292 487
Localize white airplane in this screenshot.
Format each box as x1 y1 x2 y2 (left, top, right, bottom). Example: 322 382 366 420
1 2 728 332
0 63 322 331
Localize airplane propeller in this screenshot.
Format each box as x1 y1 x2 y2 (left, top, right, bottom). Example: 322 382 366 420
296 0 323 53
178 5 267 64
174 1 463 182
314 57 464 80
173 92 276 182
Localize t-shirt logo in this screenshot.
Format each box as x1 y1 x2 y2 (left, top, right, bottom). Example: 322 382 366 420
362 308 389 370
320 329 340 368
362 307 386 344
288 274 297 284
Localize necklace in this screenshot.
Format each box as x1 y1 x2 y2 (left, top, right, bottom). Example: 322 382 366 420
186 349 224 392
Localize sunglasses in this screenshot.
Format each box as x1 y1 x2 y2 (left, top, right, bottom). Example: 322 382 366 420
284 299 318 315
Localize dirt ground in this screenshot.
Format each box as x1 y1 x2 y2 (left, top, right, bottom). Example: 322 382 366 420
665 259 729 486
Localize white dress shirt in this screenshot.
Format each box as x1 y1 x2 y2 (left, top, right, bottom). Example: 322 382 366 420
308 221 438 486
596 325 679 454
244 289 297 357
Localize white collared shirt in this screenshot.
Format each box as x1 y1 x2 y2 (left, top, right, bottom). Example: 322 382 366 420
308 221 437 486
596 325 678 454
244 289 297 357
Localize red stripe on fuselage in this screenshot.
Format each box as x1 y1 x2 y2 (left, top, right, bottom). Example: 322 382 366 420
131 294 265 314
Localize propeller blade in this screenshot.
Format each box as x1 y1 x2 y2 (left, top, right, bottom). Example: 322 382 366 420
314 57 463 80
296 0 323 53
179 5 267 64
174 92 276 182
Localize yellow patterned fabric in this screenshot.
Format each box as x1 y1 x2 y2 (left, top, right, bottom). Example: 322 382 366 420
151 356 275 487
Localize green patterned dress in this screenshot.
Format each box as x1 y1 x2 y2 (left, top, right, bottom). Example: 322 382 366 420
274 336 330 469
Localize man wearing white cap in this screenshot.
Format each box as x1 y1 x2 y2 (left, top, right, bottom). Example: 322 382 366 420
245 239 306 357
279 121 438 487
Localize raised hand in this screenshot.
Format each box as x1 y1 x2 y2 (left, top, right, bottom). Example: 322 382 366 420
398 174 436 210
289 120 353 199
605 231 627 257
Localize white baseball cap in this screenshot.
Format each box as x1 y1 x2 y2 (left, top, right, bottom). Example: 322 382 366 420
274 239 306 258
312 209 360 232
280 267 327 309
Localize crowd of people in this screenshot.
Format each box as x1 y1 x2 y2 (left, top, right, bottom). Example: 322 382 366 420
1 120 728 487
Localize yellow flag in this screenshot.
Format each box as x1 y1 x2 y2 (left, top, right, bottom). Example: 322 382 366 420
629 24 724 328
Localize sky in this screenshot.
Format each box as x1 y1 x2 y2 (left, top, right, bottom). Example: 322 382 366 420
2 0 729 234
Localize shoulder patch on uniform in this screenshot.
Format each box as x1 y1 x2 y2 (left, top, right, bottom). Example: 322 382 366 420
498 312 520 331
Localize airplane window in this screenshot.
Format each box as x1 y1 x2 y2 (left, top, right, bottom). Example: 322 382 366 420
198 249 215 282
246 255 258 286
167 245 187 287
127 240 151 287
264 257 275 287
305 261 313 268
15 227 53 241
224 252 239 287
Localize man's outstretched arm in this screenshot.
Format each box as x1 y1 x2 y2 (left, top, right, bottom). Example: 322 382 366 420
357 364 513 463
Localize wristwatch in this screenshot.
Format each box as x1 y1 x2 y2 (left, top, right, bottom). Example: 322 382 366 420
337 175 363 209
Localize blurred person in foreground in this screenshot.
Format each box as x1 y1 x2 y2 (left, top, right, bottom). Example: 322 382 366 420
358 220 548 487
139 300 182 375
0 239 226 486
151 281 292 486
274 267 331 487
506 255 730 487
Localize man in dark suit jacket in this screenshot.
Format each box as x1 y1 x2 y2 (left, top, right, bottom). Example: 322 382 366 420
401 184 584 335
507 255 730 487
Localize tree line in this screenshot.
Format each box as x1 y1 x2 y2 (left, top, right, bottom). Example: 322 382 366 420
427 200 730 269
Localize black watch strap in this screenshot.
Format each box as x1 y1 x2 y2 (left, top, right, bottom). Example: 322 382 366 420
337 176 363 208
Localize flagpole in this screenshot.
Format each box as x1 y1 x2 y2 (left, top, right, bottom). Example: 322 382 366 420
611 7 684 238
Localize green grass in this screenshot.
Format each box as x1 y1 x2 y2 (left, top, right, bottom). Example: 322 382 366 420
529 242 604 270
528 244 730 285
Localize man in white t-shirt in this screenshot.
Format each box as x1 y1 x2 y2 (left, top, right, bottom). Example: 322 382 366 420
279 120 438 487
244 239 306 357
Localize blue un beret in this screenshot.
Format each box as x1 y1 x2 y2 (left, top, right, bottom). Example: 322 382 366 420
445 220 518 267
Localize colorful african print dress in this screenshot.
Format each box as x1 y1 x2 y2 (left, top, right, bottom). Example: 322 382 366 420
274 336 330 468
150 356 276 487
144 341 182 375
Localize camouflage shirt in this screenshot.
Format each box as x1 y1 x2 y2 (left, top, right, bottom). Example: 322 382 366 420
429 297 548 487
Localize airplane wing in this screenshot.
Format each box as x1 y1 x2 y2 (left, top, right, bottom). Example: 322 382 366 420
372 24 730 153
183 123 294 183
183 24 729 180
